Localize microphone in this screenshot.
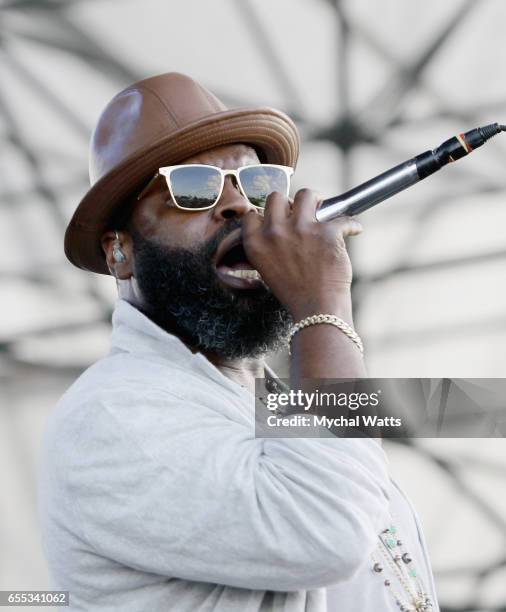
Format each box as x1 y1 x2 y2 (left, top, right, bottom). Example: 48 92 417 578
316 123 506 222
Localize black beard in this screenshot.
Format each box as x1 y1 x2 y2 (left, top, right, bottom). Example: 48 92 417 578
130 220 291 360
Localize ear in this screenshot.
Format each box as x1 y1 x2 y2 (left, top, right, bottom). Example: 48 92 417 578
101 230 134 279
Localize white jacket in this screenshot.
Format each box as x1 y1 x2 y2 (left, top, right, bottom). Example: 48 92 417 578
38 299 439 611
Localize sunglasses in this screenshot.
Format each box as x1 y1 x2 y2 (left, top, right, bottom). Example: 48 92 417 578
137 163 294 211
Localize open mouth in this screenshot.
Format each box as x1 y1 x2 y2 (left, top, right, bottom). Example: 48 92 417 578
214 232 264 289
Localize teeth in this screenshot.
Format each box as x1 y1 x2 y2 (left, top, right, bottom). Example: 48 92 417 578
225 269 262 280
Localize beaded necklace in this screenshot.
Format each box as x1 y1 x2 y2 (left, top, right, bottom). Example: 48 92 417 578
371 523 433 611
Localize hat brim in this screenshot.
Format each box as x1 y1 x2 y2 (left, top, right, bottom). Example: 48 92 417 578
64 107 299 275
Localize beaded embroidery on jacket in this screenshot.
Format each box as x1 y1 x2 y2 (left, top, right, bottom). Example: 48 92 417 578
371 521 433 611
259 369 434 610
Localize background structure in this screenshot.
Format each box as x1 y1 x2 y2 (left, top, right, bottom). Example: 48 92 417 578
0 0 505 610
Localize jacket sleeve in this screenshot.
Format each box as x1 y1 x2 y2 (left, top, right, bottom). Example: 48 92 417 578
55 388 391 592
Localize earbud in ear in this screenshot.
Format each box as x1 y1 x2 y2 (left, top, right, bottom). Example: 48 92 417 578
112 230 126 263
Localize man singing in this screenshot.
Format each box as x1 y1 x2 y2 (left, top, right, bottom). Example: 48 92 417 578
38 72 439 611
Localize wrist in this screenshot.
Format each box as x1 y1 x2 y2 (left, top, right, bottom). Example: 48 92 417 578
288 313 364 357
289 289 354 323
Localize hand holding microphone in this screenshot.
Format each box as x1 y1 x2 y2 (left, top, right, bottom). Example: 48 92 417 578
242 188 362 321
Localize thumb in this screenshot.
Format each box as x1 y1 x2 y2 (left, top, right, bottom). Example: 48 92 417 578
331 215 363 238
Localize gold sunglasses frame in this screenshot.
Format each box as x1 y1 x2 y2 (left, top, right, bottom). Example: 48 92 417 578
137 164 294 211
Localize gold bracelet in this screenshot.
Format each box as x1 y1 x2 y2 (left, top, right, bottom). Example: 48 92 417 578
288 314 364 356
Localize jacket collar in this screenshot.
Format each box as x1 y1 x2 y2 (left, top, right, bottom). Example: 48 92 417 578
110 299 251 399
111 299 194 364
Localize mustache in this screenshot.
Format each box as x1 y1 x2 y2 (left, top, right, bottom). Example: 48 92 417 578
206 218 243 258
132 218 243 260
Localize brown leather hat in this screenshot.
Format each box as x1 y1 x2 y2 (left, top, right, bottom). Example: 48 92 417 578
64 72 300 275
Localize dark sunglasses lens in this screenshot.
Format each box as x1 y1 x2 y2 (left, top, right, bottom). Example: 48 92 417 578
239 166 289 208
169 166 222 209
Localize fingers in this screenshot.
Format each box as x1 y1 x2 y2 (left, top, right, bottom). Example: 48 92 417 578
242 192 288 246
291 188 322 225
242 186 363 245
290 189 363 239
262 191 290 227
241 207 264 242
